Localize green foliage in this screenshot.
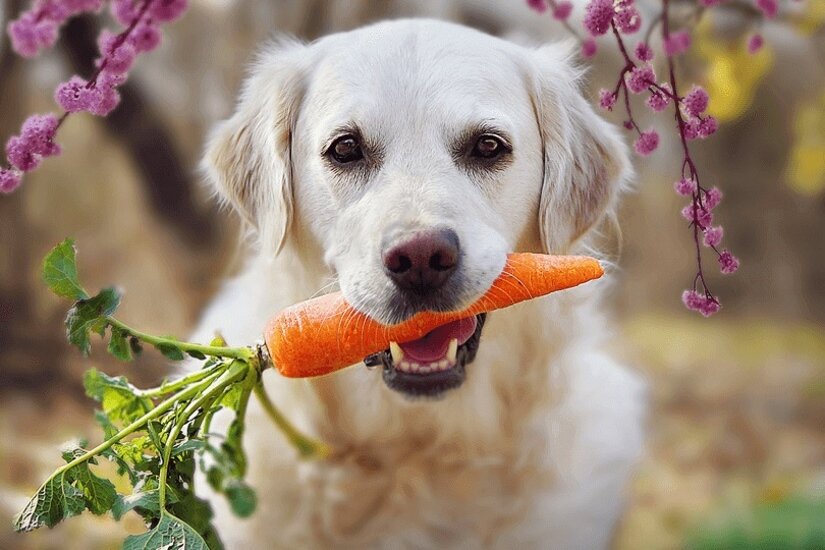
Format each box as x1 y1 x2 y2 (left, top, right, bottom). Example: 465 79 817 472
687 497 825 550
122 512 210 550
13 240 329 549
65 287 121 355
15 239 328 548
41 238 88 300
13 472 86 531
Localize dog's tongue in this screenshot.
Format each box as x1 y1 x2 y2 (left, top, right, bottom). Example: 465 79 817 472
398 316 477 363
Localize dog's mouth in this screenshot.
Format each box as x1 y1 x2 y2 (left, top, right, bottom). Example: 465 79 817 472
364 313 487 399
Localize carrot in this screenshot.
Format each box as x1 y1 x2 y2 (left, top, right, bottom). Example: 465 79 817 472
264 253 603 378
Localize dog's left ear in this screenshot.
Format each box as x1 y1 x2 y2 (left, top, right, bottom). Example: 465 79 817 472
529 44 632 253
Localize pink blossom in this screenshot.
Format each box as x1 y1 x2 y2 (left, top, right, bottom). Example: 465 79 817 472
718 250 740 274
99 70 127 89
7 0 105 58
0 168 22 193
626 65 655 94
681 203 713 227
685 116 718 140
581 38 598 58
682 289 704 310
756 0 778 18
20 114 60 155
699 116 718 138
682 290 721 317
664 30 691 57
527 0 548 12
635 41 653 62
703 226 724 247
748 33 764 54
149 0 188 23
683 86 709 117
583 0 615 36
674 177 697 196
7 14 58 57
553 1 573 20
646 85 672 112
98 30 136 74
699 298 721 316
55 76 96 113
129 22 162 53
112 0 140 26
614 6 642 34
5 114 62 172
634 129 659 155
704 187 723 209
599 89 617 110
696 206 713 228
89 86 121 116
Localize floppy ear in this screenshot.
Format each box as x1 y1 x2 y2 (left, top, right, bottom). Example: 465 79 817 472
202 38 308 253
530 44 632 253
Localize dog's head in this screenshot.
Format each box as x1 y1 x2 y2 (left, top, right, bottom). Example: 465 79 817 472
204 20 630 400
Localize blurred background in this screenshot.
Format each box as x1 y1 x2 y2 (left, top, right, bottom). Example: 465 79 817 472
1 0 824 548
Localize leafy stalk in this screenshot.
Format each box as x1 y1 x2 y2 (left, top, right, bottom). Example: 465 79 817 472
13 239 329 550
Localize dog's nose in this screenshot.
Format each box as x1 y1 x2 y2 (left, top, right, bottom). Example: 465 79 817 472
382 228 460 294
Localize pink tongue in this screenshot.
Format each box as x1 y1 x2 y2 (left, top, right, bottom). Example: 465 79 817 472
398 317 478 363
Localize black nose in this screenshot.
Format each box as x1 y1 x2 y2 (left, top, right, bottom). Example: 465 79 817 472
382 228 460 294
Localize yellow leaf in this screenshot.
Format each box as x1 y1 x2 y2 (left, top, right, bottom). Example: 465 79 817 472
786 92 825 195
692 18 773 122
793 0 825 36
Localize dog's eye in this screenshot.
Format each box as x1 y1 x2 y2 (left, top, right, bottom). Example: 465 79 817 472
470 134 509 159
327 135 364 164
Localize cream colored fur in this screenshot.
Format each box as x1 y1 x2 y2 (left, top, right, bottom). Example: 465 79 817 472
193 19 647 549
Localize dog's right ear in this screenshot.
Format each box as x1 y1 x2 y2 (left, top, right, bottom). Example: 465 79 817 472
203 38 308 253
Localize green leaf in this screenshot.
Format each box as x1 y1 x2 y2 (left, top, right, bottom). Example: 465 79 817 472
60 445 117 516
224 479 256 518
112 489 161 521
171 439 207 456
156 343 185 361
13 472 85 531
122 511 209 550
66 288 121 355
146 421 166 457
168 493 223 550
84 369 152 425
186 349 207 360
108 326 133 361
112 478 181 522
41 238 88 300
71 465 117 515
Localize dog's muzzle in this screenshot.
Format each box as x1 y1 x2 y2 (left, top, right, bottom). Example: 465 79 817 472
364 313 487 399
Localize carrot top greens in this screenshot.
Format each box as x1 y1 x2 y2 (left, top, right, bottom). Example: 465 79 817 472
13 239 326 549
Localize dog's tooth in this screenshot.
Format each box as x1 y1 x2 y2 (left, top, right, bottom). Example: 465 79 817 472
410 362 420 373
390 342 404 364
430 362 439 370
398 360 410 372
438 359 449 369
419 365 432 374
446 338 458 363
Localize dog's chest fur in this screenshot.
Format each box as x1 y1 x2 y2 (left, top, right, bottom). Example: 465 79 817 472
230 302 570 548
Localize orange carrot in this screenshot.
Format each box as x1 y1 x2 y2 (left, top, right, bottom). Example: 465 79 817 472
264 253 603 378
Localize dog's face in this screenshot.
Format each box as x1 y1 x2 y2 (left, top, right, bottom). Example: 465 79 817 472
205 20 629 400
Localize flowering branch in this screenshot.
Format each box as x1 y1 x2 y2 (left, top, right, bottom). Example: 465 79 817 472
525 0 788 315
0 0 188 193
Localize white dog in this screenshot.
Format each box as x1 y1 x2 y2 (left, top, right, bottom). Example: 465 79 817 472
192 19 646 549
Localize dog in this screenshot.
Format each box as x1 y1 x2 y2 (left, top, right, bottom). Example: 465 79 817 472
190 19 647 549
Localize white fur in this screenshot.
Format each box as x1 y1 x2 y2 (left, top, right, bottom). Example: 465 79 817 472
194 19 646 549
